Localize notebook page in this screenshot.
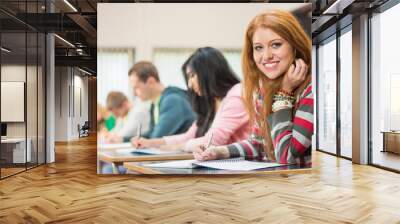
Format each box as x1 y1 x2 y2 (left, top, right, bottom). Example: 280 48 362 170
99 143 132 149
194 158 284 171
115 148 136 155
144 159 198 169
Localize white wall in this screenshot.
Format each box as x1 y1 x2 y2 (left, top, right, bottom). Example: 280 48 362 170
55 67 89 141
1 64 46 163
1 65 31 137
97 3 308 105
55 67 67 141
73 74 89 137
98 3 306 58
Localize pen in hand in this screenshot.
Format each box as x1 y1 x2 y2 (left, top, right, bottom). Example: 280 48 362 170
136 123 142 148
198 132 214 161
201 132 214 151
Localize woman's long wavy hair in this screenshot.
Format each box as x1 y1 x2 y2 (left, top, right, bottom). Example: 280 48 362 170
242 10 312 161
182 47 240 137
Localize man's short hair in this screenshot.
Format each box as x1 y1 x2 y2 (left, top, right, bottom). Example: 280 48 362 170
128 61 160 82
106 91 128 110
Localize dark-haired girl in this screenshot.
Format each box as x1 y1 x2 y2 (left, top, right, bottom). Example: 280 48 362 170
133 47 250 152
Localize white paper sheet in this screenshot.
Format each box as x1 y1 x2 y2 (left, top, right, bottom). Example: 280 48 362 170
144 158 285 171
145 159 198 169
194 158 283 171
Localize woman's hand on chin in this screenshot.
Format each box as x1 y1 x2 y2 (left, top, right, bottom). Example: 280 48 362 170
281 58 308 93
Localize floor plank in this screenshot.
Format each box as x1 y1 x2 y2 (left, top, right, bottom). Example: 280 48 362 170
0 135 399 223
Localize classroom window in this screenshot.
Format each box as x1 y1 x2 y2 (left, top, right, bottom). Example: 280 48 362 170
153 48 243 90
153 49 193 90
97 49 135 106
220 49 243 80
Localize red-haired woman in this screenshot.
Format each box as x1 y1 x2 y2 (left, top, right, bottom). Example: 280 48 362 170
194 10 313 165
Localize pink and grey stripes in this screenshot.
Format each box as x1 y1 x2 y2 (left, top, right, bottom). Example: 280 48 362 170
227 84 313 165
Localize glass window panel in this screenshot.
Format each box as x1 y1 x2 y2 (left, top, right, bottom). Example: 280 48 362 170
340 28 352 158
390 74 400 129
312 45 317 150
27 31 38 168
317 36 337 154
371 3 400 171
38 33 46 165
1 31 27 177
0 1 46 178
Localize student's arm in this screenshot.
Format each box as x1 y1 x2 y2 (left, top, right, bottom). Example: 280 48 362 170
163 121 197 145
148 94 194 138
121 103 151 143
117 109 143 139
267 85 313 164
186 94 250 150
224 86 314 163
225 124 265 161
193 124 264 161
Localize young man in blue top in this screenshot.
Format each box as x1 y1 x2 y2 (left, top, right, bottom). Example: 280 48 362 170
126 61 195 141
101 61 195 174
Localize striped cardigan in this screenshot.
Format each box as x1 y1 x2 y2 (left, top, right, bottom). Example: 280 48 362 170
226 83 313 165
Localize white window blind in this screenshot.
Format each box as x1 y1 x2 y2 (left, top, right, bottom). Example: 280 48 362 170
97 49 134 106
153 48 243 90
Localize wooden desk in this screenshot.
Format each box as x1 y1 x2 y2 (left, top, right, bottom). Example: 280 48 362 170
97 149 193 174
381 131 400 154
123 160 312 175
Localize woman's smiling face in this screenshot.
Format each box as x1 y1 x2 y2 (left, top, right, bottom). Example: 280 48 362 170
252 27 295 80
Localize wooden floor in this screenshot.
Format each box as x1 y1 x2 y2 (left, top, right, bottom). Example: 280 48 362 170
372 150 400 171
1 167 25 177
1 164 45 178
0 136 400 223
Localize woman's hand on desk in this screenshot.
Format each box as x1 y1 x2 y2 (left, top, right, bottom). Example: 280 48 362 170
131 137 165 148
193 146 230 161
131 137 150 148
105 133 122 143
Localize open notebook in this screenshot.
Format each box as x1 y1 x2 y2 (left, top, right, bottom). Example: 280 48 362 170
144 157 286 171
116 148 182 155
